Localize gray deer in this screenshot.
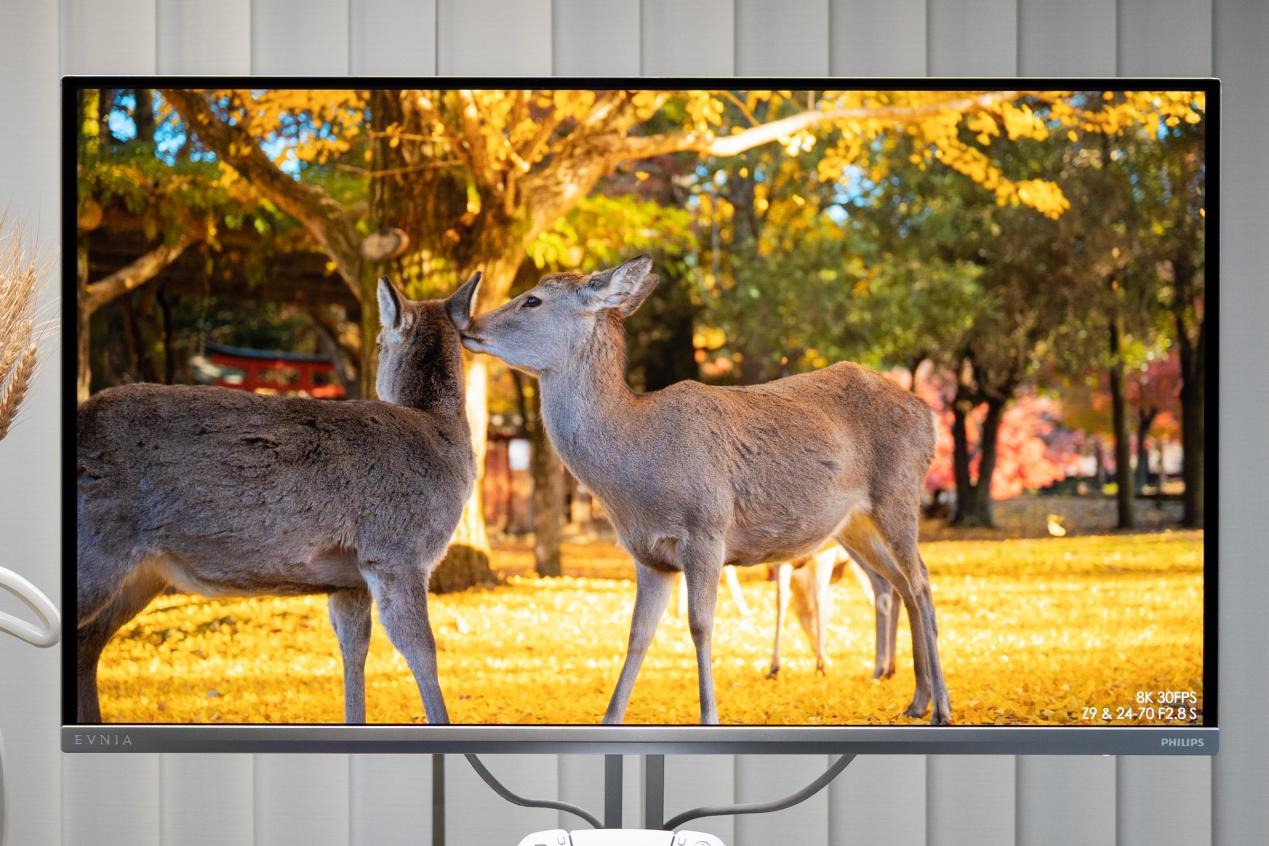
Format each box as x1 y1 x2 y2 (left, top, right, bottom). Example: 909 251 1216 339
76 273 481 725
461 256 950 725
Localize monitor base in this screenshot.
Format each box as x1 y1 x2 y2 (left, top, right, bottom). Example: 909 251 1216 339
517 829 725 846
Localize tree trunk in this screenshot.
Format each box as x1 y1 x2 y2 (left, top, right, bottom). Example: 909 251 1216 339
1135 406 1157 493
951 395 1005 528
950 399 976 525
528 385 564 577
77 243 91 402
1108 320 1135 529
971 397 1006 528
1177 320 1205 529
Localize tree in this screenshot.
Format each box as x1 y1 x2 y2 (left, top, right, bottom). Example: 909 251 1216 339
159 88 1082 585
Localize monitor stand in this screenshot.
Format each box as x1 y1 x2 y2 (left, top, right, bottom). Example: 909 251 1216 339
468 753 856 846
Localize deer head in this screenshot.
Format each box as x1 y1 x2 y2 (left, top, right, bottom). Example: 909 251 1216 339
376 271 481 411
460 256 658 376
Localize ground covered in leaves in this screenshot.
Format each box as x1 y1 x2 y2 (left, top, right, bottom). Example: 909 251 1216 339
96 530 1203 726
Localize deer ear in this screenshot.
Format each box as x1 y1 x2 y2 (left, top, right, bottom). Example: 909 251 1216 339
445 271 482 331
580 255 659 317
378 276 404 330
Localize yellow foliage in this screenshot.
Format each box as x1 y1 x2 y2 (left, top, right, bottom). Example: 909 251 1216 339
96 532 1203 727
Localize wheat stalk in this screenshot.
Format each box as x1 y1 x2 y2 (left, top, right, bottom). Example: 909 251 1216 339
0 223 39 442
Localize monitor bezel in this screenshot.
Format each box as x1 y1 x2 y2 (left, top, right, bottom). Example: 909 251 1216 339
60 76 1220 755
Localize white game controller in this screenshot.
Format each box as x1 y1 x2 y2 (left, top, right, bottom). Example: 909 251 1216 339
517 829 726 846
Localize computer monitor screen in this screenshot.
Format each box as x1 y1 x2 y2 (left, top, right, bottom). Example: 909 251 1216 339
63 81 1215 755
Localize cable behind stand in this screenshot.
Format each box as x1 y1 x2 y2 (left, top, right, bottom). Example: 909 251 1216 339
464 752 856 838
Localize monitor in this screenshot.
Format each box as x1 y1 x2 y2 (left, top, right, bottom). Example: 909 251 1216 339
62 79 1217 756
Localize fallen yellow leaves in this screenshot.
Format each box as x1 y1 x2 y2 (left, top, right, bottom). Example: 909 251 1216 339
96 531 1203 727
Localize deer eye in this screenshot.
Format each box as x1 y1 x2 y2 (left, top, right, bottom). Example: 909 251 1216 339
522 295 542 309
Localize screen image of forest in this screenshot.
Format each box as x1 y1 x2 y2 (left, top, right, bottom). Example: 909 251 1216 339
76 88 1206 726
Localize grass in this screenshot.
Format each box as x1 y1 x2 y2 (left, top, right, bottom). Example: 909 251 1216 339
96 530 1204 726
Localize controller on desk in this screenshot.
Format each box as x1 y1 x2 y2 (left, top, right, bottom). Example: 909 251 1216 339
517 830 726 846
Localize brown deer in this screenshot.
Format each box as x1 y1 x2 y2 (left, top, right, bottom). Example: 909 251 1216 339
76 274 481 725
462 256 950 725
770 543 900 681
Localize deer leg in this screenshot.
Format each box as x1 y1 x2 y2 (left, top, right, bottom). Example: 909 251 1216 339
861 563 899 680
814 554 834 675
909 553 950 724
838 519 935 721
768 562 793 679
604 564 676 724
328 586 372 723
683 540 726 725
724 566 751 616
76 567 165 723
363 562 448 725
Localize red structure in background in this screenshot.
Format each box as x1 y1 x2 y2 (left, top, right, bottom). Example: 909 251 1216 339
205 341 345 399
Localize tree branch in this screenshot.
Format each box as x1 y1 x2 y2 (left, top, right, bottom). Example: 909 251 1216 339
160 89 364 296
592 91 1026 162
83 233 197 314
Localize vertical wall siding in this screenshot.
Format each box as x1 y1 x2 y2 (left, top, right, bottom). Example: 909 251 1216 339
1114 4 1214 845
0 2 1253 844
1212 1 1269 844
1012 3 1121 841
0 0 61 842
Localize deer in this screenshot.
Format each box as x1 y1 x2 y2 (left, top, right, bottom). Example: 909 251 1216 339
461 256 950 725
769 542 901 681
75 273 481 725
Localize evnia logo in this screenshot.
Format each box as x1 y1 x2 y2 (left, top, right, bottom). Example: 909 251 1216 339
74 733 133 746
1161 737 1204 747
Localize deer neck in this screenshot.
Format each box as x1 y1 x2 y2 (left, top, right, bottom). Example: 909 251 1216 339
388 331 468 422
538 313 638 484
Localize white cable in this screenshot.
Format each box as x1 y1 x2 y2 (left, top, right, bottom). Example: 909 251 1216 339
0 567 60 648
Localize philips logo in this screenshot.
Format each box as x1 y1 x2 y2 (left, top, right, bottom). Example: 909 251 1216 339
74 733 133 747
1161 737 1204 748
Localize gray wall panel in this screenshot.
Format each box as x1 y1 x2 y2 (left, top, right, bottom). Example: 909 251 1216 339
830 0 927 76
927 0 1018 75
0 4 62 846
828 756 925 846
1213 1 1269 844
1018 0 1115 75
62 0 157 74
62 754 161 845
734 755 830 843
641 0 735 75
735 0 829 76
1118 757 1212 846
1119 0 1213 76
350 755 433 846
927 756 1016 846
447 754 560 842
438 0 552 75
255 754 351 846
1016 757 1115 846
252 0 351 75
350 0 438 75
161 755 255 845
157 0 252 74
553 0 641 76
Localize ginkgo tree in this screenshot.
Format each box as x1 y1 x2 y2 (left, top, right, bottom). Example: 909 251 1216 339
156 87 1199 586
